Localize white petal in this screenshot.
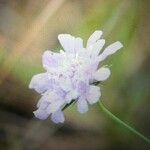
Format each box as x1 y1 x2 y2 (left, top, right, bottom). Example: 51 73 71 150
65 90 78 103
87 86 101 104
59 77 72 92
87 30 103 47
33 109 49 120
91 39 105 57
42 50 62 70
29 73 50 94
58 34 75 53
99 41 123 62
77 97 88 113
77 48 88 58
38 91 58 106
51 110 65 123
93 67 111 81
75 37 83 52
37 100 49 109
46 100 64 114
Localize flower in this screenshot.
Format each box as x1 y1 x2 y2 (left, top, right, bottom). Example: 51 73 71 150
29 30 123 123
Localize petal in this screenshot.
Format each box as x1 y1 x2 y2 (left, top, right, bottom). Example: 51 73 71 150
65 90 78 103
56 88 66 99
77 81 89 95
87 30 103 47
77 97 88 113
58 34 83 54
87 85 101 104
75 37 83 52
37 100 49 109
43 91 58 102
51 110 65 123
98 41 123 62
59 77 72 92
29 73 51 94
93 67 111 81
33 109 49 120
58 34 75 53
91 39 105 57
42 50 62 70
37 91 58 108
46 100 64 114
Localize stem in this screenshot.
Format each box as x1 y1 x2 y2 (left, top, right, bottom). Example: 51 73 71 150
99 101 150 144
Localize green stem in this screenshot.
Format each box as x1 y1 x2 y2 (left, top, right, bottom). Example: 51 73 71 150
99 101 150 144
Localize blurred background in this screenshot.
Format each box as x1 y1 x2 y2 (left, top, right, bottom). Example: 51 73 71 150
0 0 149 149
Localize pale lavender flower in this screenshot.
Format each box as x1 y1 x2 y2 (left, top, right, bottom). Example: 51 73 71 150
29 30 123 123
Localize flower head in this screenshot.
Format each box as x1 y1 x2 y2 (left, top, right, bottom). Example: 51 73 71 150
29 30 123 123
